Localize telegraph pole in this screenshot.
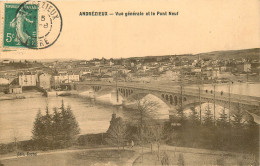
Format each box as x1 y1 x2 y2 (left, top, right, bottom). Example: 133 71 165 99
116 69 119 103
180 58 183 110
228 80 231 123
199 66 202 124
246 64 250 82
181 82 183 109
213 82 216 125
199 85 201 123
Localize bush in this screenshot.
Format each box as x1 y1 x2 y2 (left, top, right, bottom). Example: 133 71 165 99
0 160 4 166
161 152 170 165
177 153 185 166
216 155 225 166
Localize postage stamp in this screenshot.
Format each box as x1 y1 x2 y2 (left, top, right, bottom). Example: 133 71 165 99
3 1 62 49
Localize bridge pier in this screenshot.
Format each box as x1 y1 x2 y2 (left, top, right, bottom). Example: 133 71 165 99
110 90 123 105
168 109 178 120
122 99 127 106
89 91 95 99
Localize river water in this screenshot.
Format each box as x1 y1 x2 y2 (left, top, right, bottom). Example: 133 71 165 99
0 95 129 144
0 82 259 143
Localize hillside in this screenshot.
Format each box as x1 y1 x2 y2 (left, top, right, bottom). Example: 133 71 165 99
196 48 260 60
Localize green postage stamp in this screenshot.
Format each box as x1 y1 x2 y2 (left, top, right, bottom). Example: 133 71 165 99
2 1 62 49
3 3 38 48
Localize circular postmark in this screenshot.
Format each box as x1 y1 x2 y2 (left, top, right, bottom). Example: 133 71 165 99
15 1 62 49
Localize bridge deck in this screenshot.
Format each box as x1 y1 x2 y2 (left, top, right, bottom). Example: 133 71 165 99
76 81 260 107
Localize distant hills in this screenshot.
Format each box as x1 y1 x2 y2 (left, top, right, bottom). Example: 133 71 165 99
196 48 260 60
126 48 260 61
1 48 259 61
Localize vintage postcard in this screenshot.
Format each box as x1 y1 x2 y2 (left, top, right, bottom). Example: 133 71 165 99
0 0 259 165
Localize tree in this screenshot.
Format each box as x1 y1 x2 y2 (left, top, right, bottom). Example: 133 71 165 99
166 106 187 146
203 106 214 127
216 108 230 150
244 113 259 153
42 106 53 147
32 109 45 148
132 96 159 138
184 107 200 147
32 107 53 149
132 95 159 162
52 107 63 148
201 105 215 148
176 106 186 126
61 104 80 147
188 106 199 126
106 113 127 150
229 105 246 150
217 108 229 128
231 105 244 129
149 121 164 160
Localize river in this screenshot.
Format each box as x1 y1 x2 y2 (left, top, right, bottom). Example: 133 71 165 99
0 95 127 144
0 82 259 143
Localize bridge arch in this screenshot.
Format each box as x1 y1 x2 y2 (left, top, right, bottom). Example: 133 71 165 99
170 95 173 105
174 96 178 106
121 90 178 109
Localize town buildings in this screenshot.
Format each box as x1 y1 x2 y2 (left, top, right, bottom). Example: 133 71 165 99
237 63 251 73
19 73 37 87
53 73 80 85
0 49 259 94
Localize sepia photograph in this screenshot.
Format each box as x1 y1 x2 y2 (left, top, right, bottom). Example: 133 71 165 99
0 0 259 165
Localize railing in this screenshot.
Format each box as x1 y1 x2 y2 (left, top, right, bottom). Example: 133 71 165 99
76 81 260 106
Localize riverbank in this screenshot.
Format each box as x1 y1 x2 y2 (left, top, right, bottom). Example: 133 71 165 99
0 94 25 101
0 91 43 101
46 90 79 97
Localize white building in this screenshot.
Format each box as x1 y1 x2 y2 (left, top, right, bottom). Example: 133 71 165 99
19 73 37 87
39 73 51 90
237 63 251 72
158 66 164 72
9 85 22 94
53 73 80 84
191 68 202 73
109 61 114 66
2 60 10 64
160 70 180 80
68 74 80 82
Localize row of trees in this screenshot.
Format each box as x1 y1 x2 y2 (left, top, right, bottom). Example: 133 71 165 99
105 96 259 163
32 100 80 149
164 104 259 153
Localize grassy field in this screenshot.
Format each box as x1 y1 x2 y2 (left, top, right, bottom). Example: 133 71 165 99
133 150 257 166
1 149 134 166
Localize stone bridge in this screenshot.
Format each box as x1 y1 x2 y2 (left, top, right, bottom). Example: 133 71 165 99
74 81 260 115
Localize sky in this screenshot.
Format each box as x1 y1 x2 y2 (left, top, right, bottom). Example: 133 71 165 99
0 0 259 60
